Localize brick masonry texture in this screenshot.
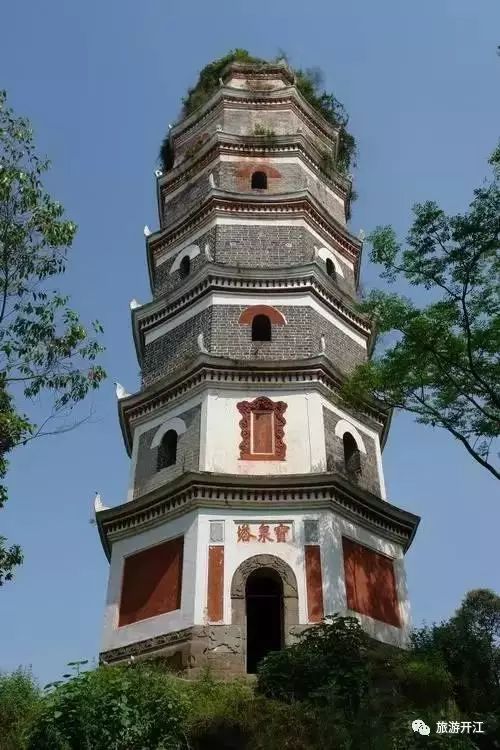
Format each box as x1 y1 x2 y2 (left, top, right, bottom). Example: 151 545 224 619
141 303 366 386
173 104 333 167
323 407 381 497
209 305 366 374
162 160 345 230
142 308 213 386
153 228 216 297
134 405 201 496
153 223 356 299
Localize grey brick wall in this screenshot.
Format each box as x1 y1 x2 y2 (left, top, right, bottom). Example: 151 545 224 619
222 107 332 154
218 161 345 225
323 407 381 497
134 405 201 496
153 224 356 298
141 301 366 386
209 305 366 375
142 308 213 386
153 228 216 298
212 224 315 266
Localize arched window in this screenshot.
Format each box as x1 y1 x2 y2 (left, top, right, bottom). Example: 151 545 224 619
179 255 190 278
326 258 336 278
157 429 177 470
251 171 267 190
252 314 271 341
343 432 361 476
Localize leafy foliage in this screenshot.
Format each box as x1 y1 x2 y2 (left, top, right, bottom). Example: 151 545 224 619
0 668 41 750
28 663 189 750
342 145 500 479
159 51 356 174
294 67 356 172
0 90 106 583
1 592 498 748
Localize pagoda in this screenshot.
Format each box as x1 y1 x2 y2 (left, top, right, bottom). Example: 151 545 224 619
96 58 419 676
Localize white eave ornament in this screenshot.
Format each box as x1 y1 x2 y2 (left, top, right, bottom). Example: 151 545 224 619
114 381 130 400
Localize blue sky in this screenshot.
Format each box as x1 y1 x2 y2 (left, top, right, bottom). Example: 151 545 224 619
0 0 498 686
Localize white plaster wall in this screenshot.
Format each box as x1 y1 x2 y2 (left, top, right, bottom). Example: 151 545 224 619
196 507 410 648
203 389 327 475
101 505 410 653
101 511 198 653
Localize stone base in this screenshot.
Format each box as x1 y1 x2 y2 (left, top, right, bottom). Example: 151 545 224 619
99 622 314 678
100 625 247 678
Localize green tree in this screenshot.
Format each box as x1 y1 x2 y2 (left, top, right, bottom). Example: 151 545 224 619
0 90 106 584
0 668 40 750
342 146 500 479
412 590 500 718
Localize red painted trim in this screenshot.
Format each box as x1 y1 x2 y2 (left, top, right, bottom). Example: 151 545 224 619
234 163 282 179
238 305 286 326
305 545 324 623
237 396 287 460
207 546 224 622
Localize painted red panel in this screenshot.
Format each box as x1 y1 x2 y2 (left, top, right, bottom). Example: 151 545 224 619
207 546 224 622
252 412 274 454
119 537 183 627
342 537 401 628
305 545 324 623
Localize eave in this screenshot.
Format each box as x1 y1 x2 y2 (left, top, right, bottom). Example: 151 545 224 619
146 190 362 293
117 354 390 457
170 84 339 148
131 261 373 366
96 470 420 561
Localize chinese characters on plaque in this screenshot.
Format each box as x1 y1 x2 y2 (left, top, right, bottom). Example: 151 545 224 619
236 522 292 544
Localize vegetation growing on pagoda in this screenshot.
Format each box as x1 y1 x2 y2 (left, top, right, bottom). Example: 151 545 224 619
159 50 357 175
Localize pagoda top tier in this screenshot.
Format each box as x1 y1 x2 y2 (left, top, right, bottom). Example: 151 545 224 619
220 60 296 90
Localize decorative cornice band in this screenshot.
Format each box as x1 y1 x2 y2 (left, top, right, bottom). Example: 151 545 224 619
149 194 361 266
117 356 388 455
160 134 350 202
96 472 420 561
134 266 372 358
172 88 337 147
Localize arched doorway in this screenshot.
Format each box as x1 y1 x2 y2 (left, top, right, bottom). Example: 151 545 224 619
245 568 283 673
230 554 299 675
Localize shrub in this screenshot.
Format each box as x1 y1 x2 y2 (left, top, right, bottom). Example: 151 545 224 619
257 615 369 716
27 663 189 750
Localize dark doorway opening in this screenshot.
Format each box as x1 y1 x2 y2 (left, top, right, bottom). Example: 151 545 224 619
245 568 283 673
